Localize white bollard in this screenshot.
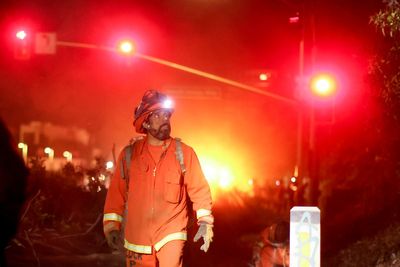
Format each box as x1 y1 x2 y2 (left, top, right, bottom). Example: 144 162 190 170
290 206 320 267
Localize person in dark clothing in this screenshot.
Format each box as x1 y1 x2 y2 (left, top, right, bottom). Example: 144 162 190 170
0 118 28 266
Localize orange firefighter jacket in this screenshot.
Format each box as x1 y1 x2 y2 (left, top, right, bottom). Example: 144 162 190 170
103 137 213 254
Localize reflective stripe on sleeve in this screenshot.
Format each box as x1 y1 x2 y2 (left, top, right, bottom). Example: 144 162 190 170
124 240 152 254
154 232 187 251
196 209 212 219
103 213 123 222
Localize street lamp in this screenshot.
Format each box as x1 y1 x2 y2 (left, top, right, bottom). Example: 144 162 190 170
18 142 28 164
44 147 54 161
63 151 72 162
117 40 136 55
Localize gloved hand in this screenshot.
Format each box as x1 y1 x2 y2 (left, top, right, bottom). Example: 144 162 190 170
105 230 122 251
193 222 214 252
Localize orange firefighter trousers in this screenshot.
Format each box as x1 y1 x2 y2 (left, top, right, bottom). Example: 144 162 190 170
125 240 185 267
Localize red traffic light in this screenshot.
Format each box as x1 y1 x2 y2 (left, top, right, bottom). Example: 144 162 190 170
14 29 31 60
16 30 27 40
310 73 337 98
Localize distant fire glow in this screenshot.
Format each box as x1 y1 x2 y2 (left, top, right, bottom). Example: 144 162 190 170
198 151 254 199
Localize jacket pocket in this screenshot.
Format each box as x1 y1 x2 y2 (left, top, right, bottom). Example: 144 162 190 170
164 169 183 204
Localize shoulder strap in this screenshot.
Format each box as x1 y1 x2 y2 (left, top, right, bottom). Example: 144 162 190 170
120 136 144 192
174 138 186 175
120 144 133 180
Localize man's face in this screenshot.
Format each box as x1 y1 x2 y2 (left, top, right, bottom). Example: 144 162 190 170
147 109 172 141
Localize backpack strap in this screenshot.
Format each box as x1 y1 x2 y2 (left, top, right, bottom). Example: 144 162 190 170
120 136 143 192
174 138 186 175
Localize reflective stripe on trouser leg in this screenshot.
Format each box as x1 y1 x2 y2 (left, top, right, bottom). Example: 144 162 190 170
126 249 156 267
156 240 185 267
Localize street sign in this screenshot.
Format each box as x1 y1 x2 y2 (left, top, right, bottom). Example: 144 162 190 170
163 85 222 99
35 32 57 54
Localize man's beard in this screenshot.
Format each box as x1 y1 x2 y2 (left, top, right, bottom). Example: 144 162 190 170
149 123 171 141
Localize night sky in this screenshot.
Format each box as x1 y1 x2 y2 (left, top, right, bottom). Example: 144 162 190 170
0 0 384 184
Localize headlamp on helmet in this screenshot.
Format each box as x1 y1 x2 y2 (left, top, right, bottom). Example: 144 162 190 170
162 99 173 109
133 90 174 133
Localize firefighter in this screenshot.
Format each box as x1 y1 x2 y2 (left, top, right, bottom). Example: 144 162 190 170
103 90 214 267
253 221 290 267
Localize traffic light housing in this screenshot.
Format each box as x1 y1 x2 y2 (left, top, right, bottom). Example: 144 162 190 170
14 30 31 60
309 73 338 124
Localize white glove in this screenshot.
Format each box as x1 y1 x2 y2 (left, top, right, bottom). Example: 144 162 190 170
193 222 214 252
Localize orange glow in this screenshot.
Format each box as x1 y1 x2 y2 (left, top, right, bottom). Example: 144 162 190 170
169 98 295 202
118 40 136 55
198 148 255 199
310 73 337 97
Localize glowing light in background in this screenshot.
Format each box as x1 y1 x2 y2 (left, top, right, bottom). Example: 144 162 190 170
18 142 28 164
310 73 337 97
199 153 254 199
106 161 114 170
16 30 27 40
259 73 269 81
63 151 72 162
44 147 54 160
117 40 136 55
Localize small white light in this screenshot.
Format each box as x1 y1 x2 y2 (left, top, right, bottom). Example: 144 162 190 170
18 142 26 149
63 151 72 162
106 161 114 170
